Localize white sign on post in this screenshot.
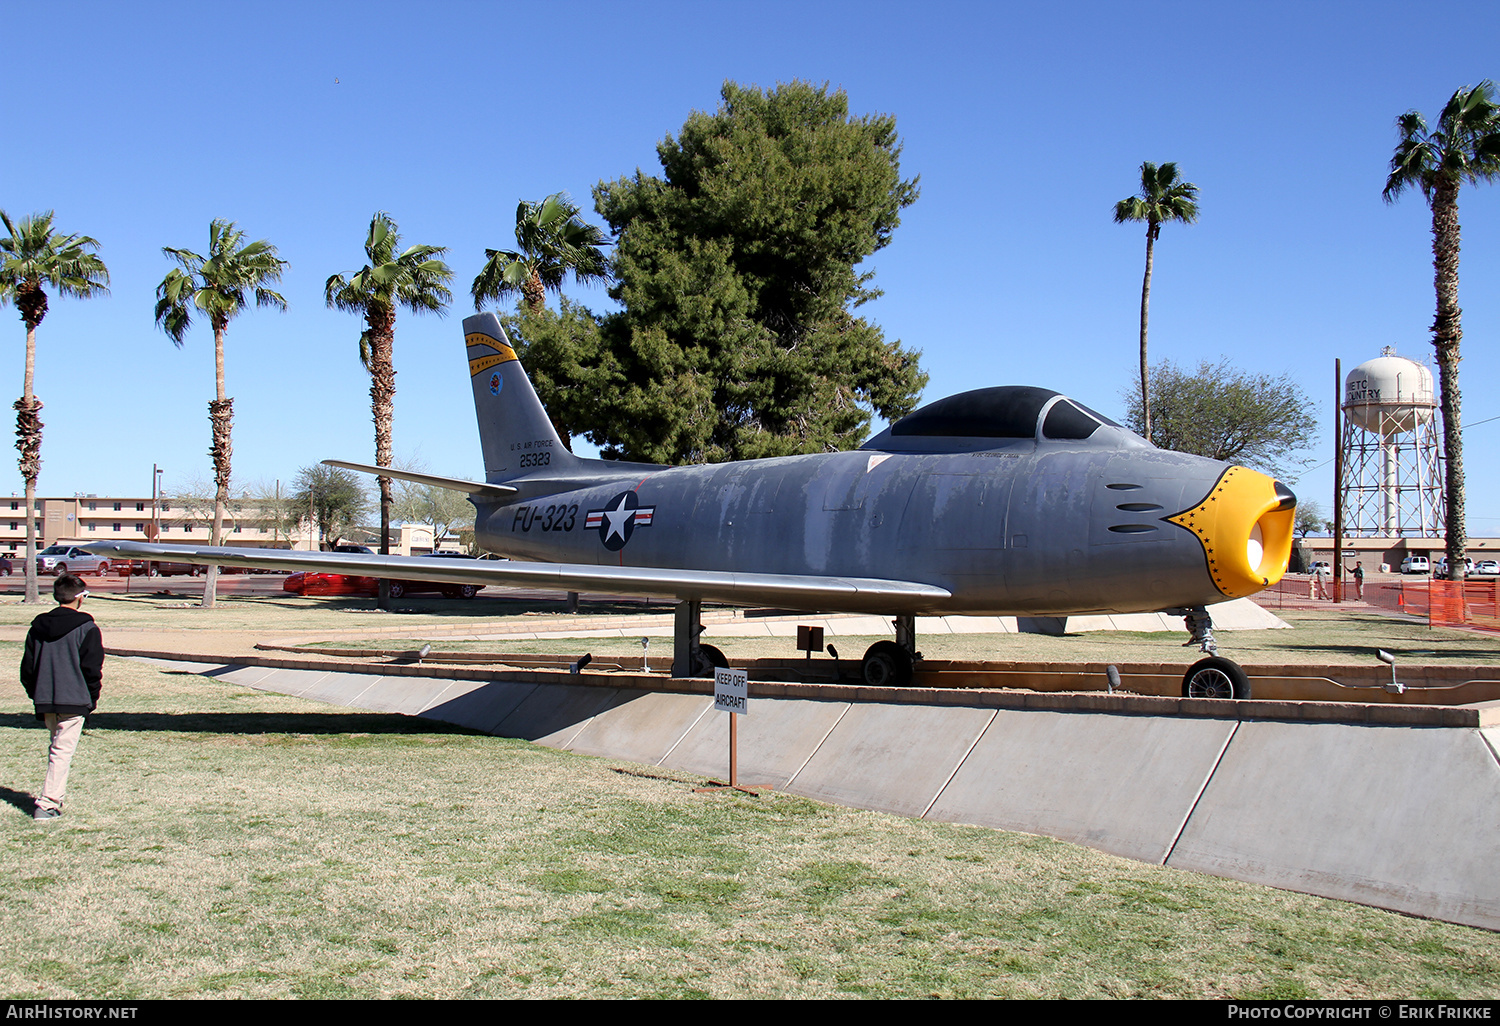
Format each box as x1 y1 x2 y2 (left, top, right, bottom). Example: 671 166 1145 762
713 666 748 715
696 664 765 796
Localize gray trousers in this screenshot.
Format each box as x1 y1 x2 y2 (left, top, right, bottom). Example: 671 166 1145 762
38 714 85 812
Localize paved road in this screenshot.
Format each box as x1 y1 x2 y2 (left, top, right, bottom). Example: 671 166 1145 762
0 572 291 596
0 572 669 607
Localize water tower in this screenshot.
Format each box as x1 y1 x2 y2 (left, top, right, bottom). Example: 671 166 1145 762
1340 347 1445 536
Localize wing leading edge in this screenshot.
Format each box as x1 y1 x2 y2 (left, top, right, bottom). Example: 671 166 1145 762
83 541 952 613
319 460 516 498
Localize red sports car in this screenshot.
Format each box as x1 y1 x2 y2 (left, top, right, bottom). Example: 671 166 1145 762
282 572 380 597
281 571 480 599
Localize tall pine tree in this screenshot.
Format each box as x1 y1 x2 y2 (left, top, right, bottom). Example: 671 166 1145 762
511 81 926 464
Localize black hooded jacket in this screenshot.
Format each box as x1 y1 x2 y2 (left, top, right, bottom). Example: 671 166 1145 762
20 608 103 721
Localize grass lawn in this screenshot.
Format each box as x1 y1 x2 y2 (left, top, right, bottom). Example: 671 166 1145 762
0 651 1493 999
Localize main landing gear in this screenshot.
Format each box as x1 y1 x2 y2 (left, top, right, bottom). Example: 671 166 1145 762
1175 605 1251 700
669 602 921 686
861 614 920 687
671 599 728 678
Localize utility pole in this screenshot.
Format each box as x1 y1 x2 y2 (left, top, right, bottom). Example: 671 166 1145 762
151 464 162 541
1333 359 1344 604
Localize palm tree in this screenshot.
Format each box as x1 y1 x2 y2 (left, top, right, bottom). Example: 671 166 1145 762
472 192 609 313
326 212 453 600
155 220 287 607
1384 82 1500 583
0 212 109 604
1114 162 1200 443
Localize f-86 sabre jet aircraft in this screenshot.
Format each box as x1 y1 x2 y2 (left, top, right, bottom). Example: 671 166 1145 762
94 312 1296 694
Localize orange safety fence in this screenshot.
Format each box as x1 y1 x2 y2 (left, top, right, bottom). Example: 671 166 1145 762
1253 575 1499 631
1379 579 1428 618
1254 575 1373 608
1428 579 1500 632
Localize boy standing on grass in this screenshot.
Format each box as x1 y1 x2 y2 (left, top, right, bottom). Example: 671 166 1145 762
20 573 103 822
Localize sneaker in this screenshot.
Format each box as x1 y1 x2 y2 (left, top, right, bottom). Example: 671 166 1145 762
32 807 60 822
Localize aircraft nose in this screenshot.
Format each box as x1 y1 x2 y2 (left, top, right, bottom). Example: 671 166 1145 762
1273 479 1296 511
1168 467 1296 598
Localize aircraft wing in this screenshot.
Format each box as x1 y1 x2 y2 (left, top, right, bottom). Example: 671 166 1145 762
320 460 516 498
83 541 952 612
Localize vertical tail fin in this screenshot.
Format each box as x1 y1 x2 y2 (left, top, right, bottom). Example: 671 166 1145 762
464 312 580 481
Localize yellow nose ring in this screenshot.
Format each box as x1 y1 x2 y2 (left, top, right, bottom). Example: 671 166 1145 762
1168 467 1296 598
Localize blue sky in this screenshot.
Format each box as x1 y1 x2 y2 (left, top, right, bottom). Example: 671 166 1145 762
4 0 1499 533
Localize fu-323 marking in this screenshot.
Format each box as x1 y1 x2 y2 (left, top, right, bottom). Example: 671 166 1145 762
511 503 578 533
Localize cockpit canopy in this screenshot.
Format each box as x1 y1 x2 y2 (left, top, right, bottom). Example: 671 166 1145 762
861 386 1136 453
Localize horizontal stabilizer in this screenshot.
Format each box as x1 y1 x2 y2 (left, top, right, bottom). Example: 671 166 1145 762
321 460 516 498
82 541 952 613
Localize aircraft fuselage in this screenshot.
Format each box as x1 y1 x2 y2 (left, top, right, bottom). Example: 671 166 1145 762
475 442 1257 617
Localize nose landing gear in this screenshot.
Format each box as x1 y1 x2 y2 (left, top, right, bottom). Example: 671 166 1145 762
1175 605 1251 699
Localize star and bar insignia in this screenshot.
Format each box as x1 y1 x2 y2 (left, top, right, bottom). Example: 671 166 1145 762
585 491 656 551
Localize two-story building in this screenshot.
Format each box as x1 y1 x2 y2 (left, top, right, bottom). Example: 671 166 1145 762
1 495 462 558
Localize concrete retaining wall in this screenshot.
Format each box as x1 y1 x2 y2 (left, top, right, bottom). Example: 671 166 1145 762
162 659 1500 932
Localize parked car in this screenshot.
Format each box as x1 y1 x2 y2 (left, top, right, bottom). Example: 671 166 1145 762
34 545 112 576
0 556 11 576
1310 561 1332 576
1400 555 1430 575
1475 559 1499 576
114 558 203 577
384 552 482 599
282 572 380 597
1435 556 1475 579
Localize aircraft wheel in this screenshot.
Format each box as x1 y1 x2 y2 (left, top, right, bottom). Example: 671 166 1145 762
1182 657 1251 700
861 641 913 687
693 644 729 678
388 581 406 598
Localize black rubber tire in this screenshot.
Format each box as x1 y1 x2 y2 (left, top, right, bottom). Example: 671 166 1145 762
53 564 66 577
94 561 108 577
388 581 406 598
861 641 914 687
457 584 478 599
1182 657 1251 700
693 643 729 678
